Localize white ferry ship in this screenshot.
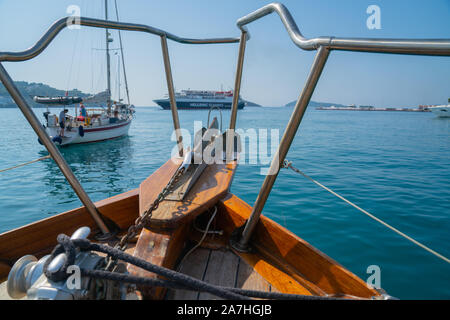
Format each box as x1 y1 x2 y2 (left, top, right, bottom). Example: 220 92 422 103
154 90 245 110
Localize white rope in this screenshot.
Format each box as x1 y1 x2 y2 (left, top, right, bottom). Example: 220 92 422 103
177 206 218 272
0 155 51 173
283 160 450 264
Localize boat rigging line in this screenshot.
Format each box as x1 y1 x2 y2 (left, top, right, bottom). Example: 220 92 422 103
113 0 130 105
0 155 51 174
282 159 450 265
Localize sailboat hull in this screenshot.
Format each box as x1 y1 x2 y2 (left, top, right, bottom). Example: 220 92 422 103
45 120 132 146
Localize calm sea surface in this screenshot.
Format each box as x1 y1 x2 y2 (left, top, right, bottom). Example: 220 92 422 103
0 106 449 299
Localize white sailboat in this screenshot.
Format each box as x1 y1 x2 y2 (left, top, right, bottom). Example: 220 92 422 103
37 0 134 146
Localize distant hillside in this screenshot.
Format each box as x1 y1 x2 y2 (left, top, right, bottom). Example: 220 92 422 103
284 100 347 108
0 81 88 108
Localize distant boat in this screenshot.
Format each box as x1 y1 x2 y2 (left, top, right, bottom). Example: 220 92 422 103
33 96 82 105
429 105 450 118
154 90 245 110
39 91 133 146
36 0 134 146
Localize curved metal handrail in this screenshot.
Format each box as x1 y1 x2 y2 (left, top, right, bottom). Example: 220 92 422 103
237 2 450 56
0 15 240 234
0 16 240 62
231 3 450 250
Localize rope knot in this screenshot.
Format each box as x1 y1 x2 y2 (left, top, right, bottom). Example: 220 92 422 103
282 159 292 169
43 234 78 282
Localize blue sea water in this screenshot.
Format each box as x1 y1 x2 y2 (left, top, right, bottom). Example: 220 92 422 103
0 106 449 299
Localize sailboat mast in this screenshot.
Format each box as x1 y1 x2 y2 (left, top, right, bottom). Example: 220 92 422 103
117 53 121 102
114 0 130 105
105 0 111 113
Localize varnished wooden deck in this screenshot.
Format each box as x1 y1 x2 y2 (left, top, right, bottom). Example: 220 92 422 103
166 248 277 300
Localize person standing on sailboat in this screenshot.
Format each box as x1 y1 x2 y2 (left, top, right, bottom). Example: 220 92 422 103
112 101 119 113
80 102 87 118
59 109 68 137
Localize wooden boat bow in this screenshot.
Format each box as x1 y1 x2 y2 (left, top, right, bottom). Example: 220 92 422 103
0 153 385 299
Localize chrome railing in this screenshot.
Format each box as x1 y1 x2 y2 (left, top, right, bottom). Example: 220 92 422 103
237 2 450 55
230 3 450 250
0 17 240 235
0 17 239 62
1 4 449 241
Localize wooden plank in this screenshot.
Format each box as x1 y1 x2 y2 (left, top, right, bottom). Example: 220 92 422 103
128 223 189 300
139 158 182 217
237 251 314 295
253 217 377 298
167 248 211 300
0 188 139 280
0 280 15 300
236 259 271 293
139 158 238 229
151 162 237 229
198 249 239 300
217 193 381 298
270 285 281 293
187 228 228 250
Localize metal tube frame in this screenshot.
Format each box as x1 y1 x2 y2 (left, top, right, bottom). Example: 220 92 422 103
1 3 449 245
236 46 330 249
231 2 450 250
0 16 241 234
0 17 240 62
237 2 450 56
229 31 247 131
161 35 183 157
225 31 248 163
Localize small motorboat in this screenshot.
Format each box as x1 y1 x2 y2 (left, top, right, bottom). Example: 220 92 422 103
33 96 82 105
429 104 450 118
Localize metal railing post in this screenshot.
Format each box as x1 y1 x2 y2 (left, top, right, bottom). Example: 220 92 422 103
161 35 183 157
229 31 247 131
0 63 111 235
234 46 330 250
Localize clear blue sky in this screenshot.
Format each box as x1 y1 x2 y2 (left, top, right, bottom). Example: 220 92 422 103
0 0 449 107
